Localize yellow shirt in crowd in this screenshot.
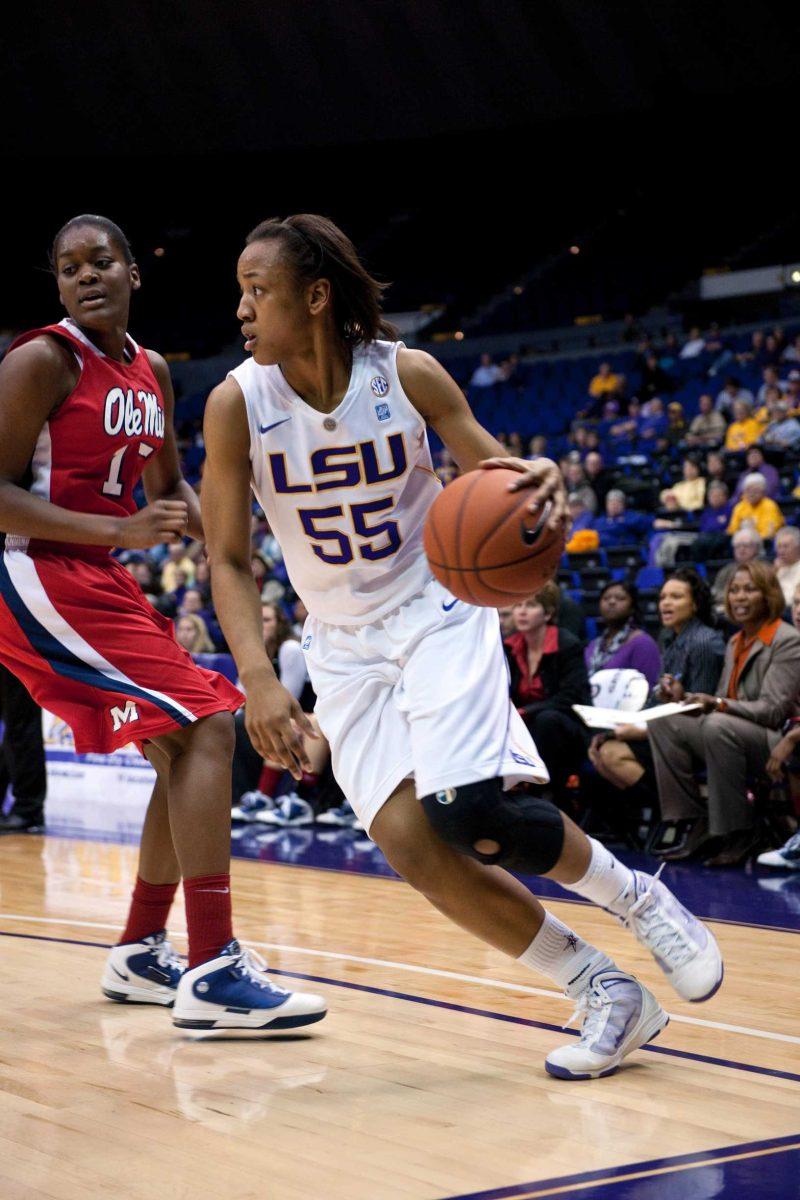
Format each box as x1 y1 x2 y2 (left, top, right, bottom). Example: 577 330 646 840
660 477 706 511
589 372 622 397
727 497 785 539
724 418 764 452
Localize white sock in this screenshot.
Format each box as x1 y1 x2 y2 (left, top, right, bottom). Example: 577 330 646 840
517 911 614 996
564 837 638 916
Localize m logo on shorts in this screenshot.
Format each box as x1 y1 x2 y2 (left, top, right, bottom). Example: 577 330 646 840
436 788 457 805
110 700 140 731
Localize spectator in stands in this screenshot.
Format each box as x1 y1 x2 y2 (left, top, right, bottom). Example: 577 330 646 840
686 394 726 448
589 569 724 816
715 376 754 417
584 451 611 508
160 540 197 592
780 333 800 364
566 492 595 537
638 397 668 442
507 431 523 456
712 528 763 614
563 461 598 513
705 450 731 489
649 562 800 866
291 597 308 639
193 557 212 601
587 361 622 401
584 581 660 687
499 354 523 388
760 398 800 451
609 399 641 442
757 365 786 408
594 490 650 547
755 383 783 425
679 327 706 360
469 353 502 387
732 446 780 501
497 607 515 637
736 330 767 369
639 353 674 401
773 526 800 608
724 399 763 452
528 434 548 457
728 473 785 540
175 613 215 655
505 584 591 805
127 558 161 601
660 456 706 511
665 402 687 449
763 333 783 367
785 370 800 414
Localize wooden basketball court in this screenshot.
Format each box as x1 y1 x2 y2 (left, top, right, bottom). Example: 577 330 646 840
1 832 798 1199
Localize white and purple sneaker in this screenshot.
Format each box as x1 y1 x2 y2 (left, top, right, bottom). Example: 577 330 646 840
757 831 800 870
546 970 668 1080
619 868 723 1002
172 941 327 1031
101 931 184 1006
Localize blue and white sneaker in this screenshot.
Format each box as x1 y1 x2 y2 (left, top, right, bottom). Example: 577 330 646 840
231 791 276 824
172 941 327 1031
546 970 668 1080
758 830 800 870
316 800 363 831
617 867 724 1003
257 792 314 827
101 931 184 1006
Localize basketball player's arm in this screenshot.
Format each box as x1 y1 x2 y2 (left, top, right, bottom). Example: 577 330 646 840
143 351 203 541
202 379 314 777
0 341 187 549
397 349 566 528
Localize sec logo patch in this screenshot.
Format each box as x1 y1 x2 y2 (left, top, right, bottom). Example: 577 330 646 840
370 374 390 397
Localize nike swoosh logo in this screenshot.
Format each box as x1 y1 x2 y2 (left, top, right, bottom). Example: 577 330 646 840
197 887 230 894
111 965 129 981
442 599 458 611
259 417 292 434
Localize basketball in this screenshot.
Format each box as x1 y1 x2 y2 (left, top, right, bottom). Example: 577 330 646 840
423 467 565 606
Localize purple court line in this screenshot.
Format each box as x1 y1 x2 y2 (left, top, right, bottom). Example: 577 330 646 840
3 928 799 1086
435 1134 800 1200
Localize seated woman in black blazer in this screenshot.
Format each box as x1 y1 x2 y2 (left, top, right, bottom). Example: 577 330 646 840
505 582 592 806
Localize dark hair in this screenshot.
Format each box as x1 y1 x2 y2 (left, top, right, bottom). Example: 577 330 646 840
665 567 714 627
724 561 786 625
599 579 641 625
261 600 295 652
533 581 561 619
50 215 134 271
245 214 397 346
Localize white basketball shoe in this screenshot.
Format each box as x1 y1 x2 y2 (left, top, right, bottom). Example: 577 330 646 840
101 931 184 1006
172 941 327 1031
546 970 668 1080
617 867 723 1002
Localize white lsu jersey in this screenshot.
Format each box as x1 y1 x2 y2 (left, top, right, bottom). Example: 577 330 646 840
228 340 442 625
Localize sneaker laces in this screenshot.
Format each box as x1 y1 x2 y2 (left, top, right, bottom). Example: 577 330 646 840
563 983 613 1044
153 939 183 972
231 946 289 995
623 864 695 968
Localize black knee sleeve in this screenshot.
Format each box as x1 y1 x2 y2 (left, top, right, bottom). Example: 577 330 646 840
420 779 565 875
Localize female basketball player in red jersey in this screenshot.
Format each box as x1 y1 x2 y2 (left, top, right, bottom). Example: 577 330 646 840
0 215 326 1030
202 215 723 1079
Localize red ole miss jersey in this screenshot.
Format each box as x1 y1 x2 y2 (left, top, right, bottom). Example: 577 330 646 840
6 317 166 561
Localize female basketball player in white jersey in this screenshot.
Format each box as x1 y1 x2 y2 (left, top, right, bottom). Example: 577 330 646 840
202 215 723 1079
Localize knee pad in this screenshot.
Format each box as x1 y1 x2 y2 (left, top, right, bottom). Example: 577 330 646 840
420 779 565 875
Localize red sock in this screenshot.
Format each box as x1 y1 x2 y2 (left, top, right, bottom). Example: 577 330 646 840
118 876 179 945
183 873 234 968
258 765 284 796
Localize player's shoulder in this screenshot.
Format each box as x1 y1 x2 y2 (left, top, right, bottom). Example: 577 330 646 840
396 347 444 389
0 332 76 393
143 347 170 387
204 376 249 447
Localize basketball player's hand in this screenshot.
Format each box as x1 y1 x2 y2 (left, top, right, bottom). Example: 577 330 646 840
117 500 189 548
245 679 317 780
479 456 567 530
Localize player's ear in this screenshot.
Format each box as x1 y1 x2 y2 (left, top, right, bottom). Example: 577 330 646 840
129 263 142 292
308 277 331 316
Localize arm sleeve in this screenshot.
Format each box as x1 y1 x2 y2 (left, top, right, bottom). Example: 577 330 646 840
722 638 800 727
276 640 309 701
627 635 662 688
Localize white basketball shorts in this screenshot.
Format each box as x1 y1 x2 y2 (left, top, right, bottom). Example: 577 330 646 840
302 577 548 832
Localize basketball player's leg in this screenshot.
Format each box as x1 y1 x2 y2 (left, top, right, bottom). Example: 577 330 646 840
102 744 184 1006
370 781 665 1079
149 713 326 1030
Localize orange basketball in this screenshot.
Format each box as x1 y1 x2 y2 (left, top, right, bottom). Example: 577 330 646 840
423 467 565 606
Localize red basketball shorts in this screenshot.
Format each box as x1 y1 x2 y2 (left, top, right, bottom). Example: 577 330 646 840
0 547 242 754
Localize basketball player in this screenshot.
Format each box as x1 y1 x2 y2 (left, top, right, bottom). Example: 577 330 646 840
202 214 724 1078
0 215 326 1031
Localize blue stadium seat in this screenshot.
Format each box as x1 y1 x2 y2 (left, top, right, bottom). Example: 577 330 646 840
636 566 665 590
